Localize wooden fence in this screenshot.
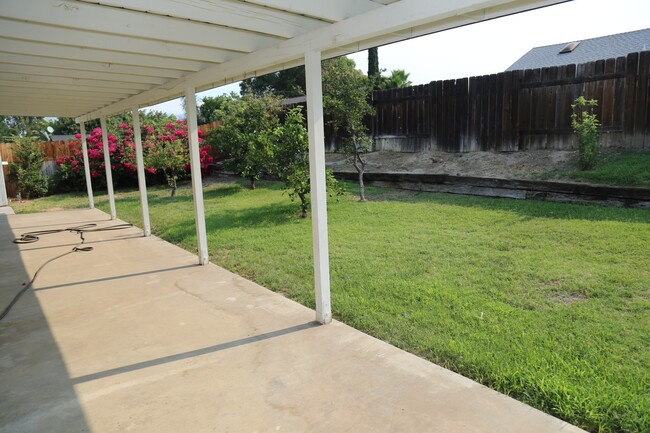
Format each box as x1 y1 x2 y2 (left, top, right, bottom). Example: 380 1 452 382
198 121 222 135
0 140 77 163
372 51 650 152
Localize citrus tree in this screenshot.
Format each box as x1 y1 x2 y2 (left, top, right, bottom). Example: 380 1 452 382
322 57 374 201
210 92 282 189
274 107 342 217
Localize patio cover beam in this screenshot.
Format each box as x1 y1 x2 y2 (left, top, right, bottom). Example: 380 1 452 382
132 107 151 237
185 87 209 266
0 152 7 207
99 117 117 220
78 121 94 209
75 0 568 123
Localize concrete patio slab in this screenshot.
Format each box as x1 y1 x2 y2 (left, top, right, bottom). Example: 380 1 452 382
1 208 586 433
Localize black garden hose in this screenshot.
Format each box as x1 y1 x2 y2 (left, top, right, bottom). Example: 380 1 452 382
1 223 133 321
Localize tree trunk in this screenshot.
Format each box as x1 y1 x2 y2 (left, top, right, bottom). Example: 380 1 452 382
168 175 177 197
358 170 366 201
368 47 380 89
299 192 308 218
352 149 366 201
250 177 256 190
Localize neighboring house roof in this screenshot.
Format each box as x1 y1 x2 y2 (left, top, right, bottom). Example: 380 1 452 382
506 28 650 71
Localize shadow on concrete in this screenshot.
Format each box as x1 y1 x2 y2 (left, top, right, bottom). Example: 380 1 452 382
0 213 91 433
16 234 144 252
71 321 318 384
33 264 197 292
10 217 109 231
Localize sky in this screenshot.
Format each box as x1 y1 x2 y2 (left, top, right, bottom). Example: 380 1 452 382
147 0 650 118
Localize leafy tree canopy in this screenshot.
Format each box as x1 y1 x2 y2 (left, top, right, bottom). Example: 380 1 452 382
1 116 49 141
209 92 282 189
240 66 306 98
197 94 234 125
48 117 82 135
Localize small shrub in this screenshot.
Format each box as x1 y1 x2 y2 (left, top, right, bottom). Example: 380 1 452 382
8 135 48 199
571 96 600 170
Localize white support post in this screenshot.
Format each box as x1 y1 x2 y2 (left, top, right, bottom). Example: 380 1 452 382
0 151 8 207
100 116 117 220
132 107 151 236
304 50 332 325
185 87 209 265
78 121 94 209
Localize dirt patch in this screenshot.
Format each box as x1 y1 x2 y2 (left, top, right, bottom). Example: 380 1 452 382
326 150 577 180
551 292 588 305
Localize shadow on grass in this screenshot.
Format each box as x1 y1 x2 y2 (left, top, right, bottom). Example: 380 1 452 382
362 183 650 224
153 199 302 246
109 183 246 208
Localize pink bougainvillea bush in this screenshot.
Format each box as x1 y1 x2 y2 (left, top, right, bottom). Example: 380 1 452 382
52 119 214 194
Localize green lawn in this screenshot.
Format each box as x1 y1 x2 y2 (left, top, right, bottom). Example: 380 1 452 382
13 180 650 433
541 150 650 187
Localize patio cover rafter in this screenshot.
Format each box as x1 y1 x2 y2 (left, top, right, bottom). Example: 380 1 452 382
74 0 569 122
0 0 570 119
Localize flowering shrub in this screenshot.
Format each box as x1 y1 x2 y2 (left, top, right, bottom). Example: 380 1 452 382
144 120 213 196
52 119 214 195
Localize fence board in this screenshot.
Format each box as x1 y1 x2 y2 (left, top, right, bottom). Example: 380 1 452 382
601 58 616 126
613 56 626 128
469 76 477 150
645 56 650 148
633 51 649 148
510 70 522 151
493 74 503 151
0 140 77 163
624 52 639 143
433 80 443 148
478 76 489 150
